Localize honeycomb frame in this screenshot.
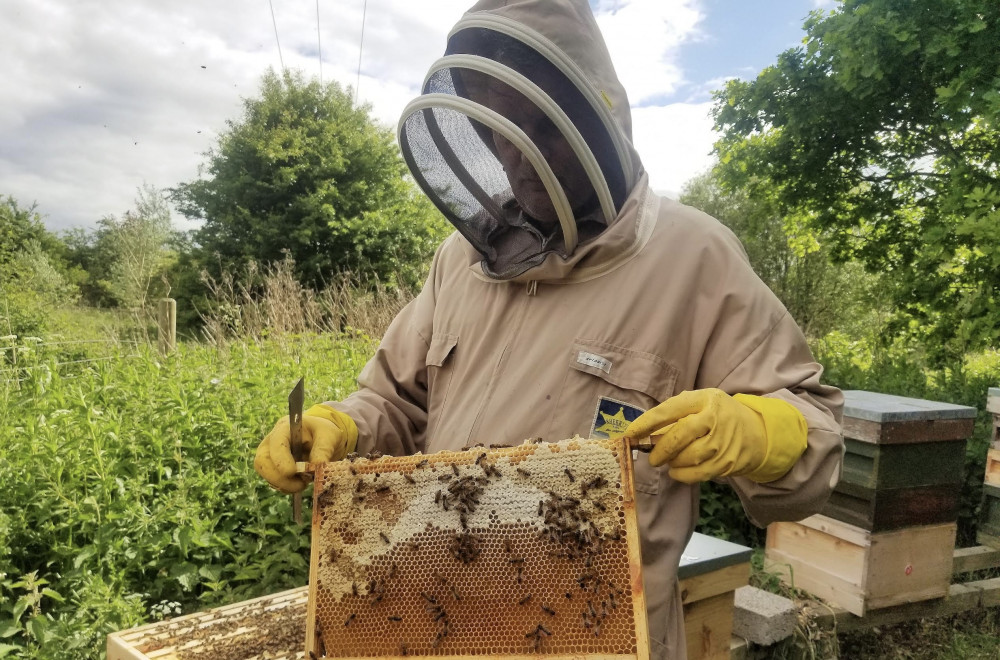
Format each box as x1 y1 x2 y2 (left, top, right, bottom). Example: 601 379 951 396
304 437 649 659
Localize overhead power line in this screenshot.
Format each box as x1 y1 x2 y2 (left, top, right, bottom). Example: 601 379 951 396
316 0 324 83
355 0 368 104
268 0 286 73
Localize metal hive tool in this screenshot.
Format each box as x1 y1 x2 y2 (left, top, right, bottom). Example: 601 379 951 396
304 436 649 659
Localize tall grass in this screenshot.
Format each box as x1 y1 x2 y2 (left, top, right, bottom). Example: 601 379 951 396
0 331 375 658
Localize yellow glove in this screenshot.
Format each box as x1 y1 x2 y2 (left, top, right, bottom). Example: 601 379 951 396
623 388 808 484
254 404 359 493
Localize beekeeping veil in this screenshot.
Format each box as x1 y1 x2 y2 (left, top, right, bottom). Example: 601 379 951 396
398 0 640 280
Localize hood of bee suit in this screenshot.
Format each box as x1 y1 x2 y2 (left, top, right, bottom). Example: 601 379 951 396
397 0 646 281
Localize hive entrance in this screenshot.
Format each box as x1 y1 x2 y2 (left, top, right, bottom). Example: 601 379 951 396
306 437 648 658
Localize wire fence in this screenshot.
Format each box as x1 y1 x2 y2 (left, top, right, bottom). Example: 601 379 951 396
0 337 149 384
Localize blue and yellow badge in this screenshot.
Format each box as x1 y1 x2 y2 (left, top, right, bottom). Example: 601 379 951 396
590 396 645 439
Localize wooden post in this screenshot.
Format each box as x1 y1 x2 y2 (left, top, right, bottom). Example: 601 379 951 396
157 298 176 356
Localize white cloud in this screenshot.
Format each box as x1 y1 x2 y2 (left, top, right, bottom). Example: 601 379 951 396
631 102 716 198
1 0 714 232
594 0 704 104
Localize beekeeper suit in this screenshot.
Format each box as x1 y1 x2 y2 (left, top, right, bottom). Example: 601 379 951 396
255 1 844 657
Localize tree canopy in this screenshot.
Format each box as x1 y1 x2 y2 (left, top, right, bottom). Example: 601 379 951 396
172 69 450 291
712 0 1000 357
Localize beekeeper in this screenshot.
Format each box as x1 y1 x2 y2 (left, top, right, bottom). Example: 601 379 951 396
254 1 844 657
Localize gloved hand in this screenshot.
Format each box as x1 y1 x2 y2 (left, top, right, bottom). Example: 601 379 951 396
254 404 359 493
623 388 808 484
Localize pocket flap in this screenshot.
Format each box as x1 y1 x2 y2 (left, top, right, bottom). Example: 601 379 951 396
569 339 676 401
426 333 459 367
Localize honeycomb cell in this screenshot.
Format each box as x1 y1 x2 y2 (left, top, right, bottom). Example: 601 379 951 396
309 437 642 657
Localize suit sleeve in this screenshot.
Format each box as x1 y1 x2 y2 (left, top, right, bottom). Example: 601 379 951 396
691 226 844 527
321 236 455 457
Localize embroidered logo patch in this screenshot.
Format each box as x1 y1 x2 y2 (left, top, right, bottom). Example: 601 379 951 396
590 396 645 439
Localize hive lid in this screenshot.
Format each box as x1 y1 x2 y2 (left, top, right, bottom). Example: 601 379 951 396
677 533 752 580
843 390 977 423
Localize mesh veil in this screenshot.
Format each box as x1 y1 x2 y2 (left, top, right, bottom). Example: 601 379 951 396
398 28 628 280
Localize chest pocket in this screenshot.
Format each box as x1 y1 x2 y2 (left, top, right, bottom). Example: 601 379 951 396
549 339 678 495
425 333 459 439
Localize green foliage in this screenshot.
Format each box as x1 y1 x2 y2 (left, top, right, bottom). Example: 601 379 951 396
712 0 1000 360
60 186 177 309
171 69 451 294
0 197 78 338
680 170 877 339
0 332 375 658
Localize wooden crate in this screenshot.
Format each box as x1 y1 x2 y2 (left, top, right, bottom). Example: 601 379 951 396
765 514 956 617
979 484 1000 549
107 587 306 659
678 534 751 660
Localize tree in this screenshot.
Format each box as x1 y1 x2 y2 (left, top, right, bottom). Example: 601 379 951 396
172 69 450 291
0 196 77 336
680 170 876 340
712 0 1000 358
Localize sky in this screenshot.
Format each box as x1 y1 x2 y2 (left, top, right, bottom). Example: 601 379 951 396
1 0 838 232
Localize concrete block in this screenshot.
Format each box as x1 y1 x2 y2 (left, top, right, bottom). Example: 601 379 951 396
733 585 797 646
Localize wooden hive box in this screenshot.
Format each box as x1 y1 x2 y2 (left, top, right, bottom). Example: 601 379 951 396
106 587 307 659
677 534 751 660
979 483 1000 549
821 391 976 531
989 387 1000 449
765 514 956 617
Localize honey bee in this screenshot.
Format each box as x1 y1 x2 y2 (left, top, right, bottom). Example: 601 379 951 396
541 604 556 616
564 468 575 482
380 532 390 544
344 613 356 626
389 615 403 622
518 594 533 606
516 467 531 477
404 473 416 484
417 458 429 468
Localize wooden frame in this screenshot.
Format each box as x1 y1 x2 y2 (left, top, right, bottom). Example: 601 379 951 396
305 438 649 660
106 588 307 660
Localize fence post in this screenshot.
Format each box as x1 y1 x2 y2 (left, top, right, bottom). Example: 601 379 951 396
158 298 176 356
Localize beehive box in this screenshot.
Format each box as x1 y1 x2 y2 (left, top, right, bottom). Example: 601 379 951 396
765 514 955 616
306 437 648 659
989 387 1000 449
677 534 751 660
979 483 1000 549
821 391 975 531
106 587 307 659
